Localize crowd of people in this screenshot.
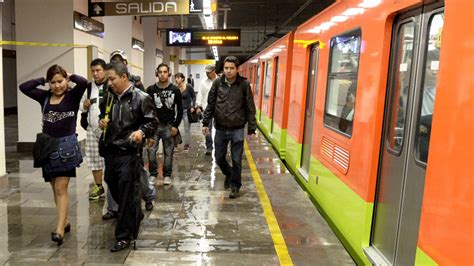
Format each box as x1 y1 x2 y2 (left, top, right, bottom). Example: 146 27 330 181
20 52 256 252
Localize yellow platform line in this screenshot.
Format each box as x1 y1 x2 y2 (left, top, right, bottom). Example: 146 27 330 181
244 140 293 266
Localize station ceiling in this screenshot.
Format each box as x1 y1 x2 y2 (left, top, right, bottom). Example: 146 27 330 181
186 0 335 61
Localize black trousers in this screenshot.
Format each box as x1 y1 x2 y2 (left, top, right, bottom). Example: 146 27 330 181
104 152 143 241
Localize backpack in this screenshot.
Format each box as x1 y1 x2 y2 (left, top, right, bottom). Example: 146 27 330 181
80 83 92 130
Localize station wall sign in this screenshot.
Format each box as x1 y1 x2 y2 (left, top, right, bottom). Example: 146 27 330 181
89 0 191 17
166 29 241 47
74 11 104 38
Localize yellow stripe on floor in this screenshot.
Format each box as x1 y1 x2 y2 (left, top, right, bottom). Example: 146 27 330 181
244 140 293 266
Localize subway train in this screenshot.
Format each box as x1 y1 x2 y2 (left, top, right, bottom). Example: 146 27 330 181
239 0 473 265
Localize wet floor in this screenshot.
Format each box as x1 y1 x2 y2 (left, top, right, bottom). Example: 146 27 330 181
0 115 354 265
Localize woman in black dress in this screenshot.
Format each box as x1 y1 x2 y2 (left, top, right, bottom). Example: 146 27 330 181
20 64 87 246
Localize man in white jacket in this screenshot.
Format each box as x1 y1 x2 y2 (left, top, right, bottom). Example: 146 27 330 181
196 64 217 155
80 58 107 200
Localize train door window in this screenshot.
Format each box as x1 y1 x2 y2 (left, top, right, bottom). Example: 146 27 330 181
255 64 261 96
415 13 443 163
300 44 320 177
324 30 361 137
386 22 416 154
249 65 254 90
264 60 273 98
270 57 280 134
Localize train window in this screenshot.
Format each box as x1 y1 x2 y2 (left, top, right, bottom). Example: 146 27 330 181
415 12 443 163
386 21 415 154
255 64 261 96
264 60 273 98
324 29 361 137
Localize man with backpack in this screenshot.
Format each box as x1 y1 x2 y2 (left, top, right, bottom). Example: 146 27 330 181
80 58 108 200
202 56 257 198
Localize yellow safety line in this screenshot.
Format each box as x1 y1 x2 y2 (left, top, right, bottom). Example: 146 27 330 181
244 140 293 266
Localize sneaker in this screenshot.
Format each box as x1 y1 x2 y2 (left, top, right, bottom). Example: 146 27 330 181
163 176 172 185
102 212 118 220
229 187 240 199
224 176 231 189
205 149 212 155
89 184 105 201
145 201 154 211
183 144 190 151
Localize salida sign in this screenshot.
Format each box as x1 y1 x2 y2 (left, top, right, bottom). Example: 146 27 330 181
89 0 190 17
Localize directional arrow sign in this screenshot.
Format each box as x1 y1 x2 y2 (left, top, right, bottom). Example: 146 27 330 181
89 0 190 17
89 2 105 17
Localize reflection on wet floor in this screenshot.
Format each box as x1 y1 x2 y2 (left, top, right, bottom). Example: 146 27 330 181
0 115 354 265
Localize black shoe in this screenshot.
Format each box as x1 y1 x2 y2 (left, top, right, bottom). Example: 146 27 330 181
110 239 131 252
51 232 64 246
102 212 117 220
64 223 71 233
229 187 240 199
145 201 154 211
224 176 231 189
205 149 212 155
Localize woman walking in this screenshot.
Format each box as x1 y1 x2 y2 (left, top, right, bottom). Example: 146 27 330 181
20 64 87 246
175 72 195 151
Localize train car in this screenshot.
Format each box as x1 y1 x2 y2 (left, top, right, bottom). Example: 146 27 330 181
241 33 295 159
251 0 473 265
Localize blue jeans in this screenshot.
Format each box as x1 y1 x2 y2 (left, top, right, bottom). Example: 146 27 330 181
148 124 175 178
205 117 213 150
214 128 244 188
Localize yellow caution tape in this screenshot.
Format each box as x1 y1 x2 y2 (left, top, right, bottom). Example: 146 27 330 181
244 141 294 266
1 40 144 70
0 40 88 48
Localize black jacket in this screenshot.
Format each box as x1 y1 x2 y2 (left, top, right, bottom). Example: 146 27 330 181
202 74 257 134
99 86 158 153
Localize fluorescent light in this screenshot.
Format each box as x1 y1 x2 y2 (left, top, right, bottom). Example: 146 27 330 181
308 27 321 34
342 7 365 16
331 15 348 23
320 22 335 30
250 59 258 63
359 0 381 8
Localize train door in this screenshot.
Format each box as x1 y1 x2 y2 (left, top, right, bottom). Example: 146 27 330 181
299 44 319 179
270 57 279 134
255 62 262 118
365 4 444 265
259 61 272 121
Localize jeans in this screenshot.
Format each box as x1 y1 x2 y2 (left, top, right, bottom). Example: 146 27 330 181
180 109 191 146
205 117 213 150
214 128 244 188
148 124 175 178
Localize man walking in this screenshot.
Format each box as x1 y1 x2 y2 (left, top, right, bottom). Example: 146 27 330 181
146 63 183 186
196 64 218 155
202 56 256 198
99 62 158 252
80 58 107 200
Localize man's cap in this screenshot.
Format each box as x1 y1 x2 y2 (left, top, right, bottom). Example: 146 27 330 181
205 64 216 72
110 50 127 61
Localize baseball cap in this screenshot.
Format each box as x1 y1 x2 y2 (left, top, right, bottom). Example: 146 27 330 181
205 64 216 72
110 50 128 61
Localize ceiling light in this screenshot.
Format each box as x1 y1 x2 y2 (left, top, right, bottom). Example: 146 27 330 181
359 0 381 8
331 16 348 23
342 8 365 16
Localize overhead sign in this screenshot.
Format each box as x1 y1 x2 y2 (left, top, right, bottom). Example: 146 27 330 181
89 0 190 17
189 0 203 13
166 29 241 47
179 59 215 65
74 11 104 38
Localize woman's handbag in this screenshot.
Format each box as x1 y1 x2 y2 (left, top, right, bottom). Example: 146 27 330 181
44 134 83 175
187 107 202 123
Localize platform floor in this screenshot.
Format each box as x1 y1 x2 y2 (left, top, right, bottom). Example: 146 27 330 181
0 115 354 265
